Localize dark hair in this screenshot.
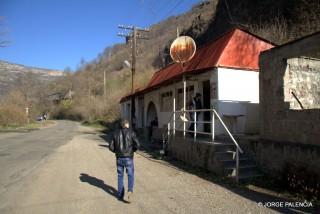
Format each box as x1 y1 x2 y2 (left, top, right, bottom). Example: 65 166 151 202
196 93 201 97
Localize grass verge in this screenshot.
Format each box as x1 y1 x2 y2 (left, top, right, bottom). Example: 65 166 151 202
0 120 55 132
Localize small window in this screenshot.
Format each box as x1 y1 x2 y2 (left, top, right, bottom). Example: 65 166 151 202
177 85 194 109
160 91 173 112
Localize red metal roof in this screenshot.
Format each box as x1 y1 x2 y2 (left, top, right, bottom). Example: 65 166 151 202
120 28 274 102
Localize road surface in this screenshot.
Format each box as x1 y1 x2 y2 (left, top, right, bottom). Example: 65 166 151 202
0 121 78 195
0 120 308 213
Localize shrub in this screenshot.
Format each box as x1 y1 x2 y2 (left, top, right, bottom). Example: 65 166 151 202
0 104 28 127
281 162 320 200
249 16 291 45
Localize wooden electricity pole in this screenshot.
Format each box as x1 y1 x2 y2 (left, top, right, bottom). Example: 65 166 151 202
103 49 112 100
117 25 149 126
103 70 106 100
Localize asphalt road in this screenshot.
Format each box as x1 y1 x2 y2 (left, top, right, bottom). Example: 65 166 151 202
0 120 79 198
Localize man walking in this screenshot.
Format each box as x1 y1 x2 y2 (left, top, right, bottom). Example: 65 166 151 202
109 119 140 202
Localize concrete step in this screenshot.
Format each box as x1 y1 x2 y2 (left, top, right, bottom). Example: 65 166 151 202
188 139 238 152
215 151 236 160
171 134 264 183
224 163 258 177
220 157 254 168
215 134 244 142
194 139 234 145
238 171 263 181
215 150 249 160
224 163 257 170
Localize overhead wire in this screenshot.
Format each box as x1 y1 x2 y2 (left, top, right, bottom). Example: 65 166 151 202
224 0 235 24
139 0 158 21
138 0 187 25
161 0 185 20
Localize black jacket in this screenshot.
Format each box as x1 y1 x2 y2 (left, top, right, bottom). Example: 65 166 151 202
109 128 140 158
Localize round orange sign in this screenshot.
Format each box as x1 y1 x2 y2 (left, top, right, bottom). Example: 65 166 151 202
170 36 196 63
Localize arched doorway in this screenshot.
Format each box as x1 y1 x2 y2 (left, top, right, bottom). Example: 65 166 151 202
146 101 158 127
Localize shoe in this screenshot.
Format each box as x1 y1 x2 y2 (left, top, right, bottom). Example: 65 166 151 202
127 191 133 203
117 195 124 201
117 189 125 201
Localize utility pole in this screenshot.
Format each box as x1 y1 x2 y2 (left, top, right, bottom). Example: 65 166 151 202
117 25 149 126
103 48 112 101
103 70 106 100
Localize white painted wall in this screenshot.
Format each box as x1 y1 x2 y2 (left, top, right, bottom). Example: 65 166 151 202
120 68 260 135
218 68 259 103
214 68 260 135
214 101 259 135
143 81 195 128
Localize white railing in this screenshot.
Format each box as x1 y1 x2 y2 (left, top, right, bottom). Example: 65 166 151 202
162 108 243 183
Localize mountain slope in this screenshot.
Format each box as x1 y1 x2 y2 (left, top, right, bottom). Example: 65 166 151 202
51 0 320 121
189 0 320 46
82 0 320 86
0 60 63 96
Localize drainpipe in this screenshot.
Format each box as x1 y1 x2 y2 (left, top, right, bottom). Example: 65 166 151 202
183 75 186 137
173 87 176 136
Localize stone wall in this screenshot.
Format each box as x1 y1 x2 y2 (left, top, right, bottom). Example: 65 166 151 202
284 57 320 110
168 136 224 175
259 32 320 145
241 138 320 198
240 139 320 176
257 32 320 195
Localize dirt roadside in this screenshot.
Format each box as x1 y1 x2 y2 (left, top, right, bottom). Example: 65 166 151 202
0 125 281 214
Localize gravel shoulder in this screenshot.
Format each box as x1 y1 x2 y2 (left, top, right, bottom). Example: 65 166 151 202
0 125 284 214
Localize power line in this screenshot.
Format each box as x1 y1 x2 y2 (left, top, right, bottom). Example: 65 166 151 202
139 0 158 19
162 0 185 20
224 0 235 24
138 0 186 25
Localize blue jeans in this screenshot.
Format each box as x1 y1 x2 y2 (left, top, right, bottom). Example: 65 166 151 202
116 157 134 199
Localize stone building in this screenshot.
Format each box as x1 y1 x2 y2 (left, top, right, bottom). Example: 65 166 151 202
257 31 320 191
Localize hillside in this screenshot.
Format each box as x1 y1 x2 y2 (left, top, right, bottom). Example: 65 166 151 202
0 60 63 96
189 0 320 46
79 0 320 89
52 0 320 121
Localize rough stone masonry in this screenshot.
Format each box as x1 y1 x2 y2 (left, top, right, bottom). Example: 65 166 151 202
284 57 320 110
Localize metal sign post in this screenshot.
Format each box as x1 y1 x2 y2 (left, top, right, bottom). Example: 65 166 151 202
25 107 29 124
170 36 196 137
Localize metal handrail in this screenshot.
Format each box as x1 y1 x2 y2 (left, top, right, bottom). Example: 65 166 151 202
174 108 243 154
161 111 177 153
175 129 212 135
163 109 243 151
175 109 213 112
212 109 243 154
161 111 175 138
161 107 243 183
161 119 185 154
